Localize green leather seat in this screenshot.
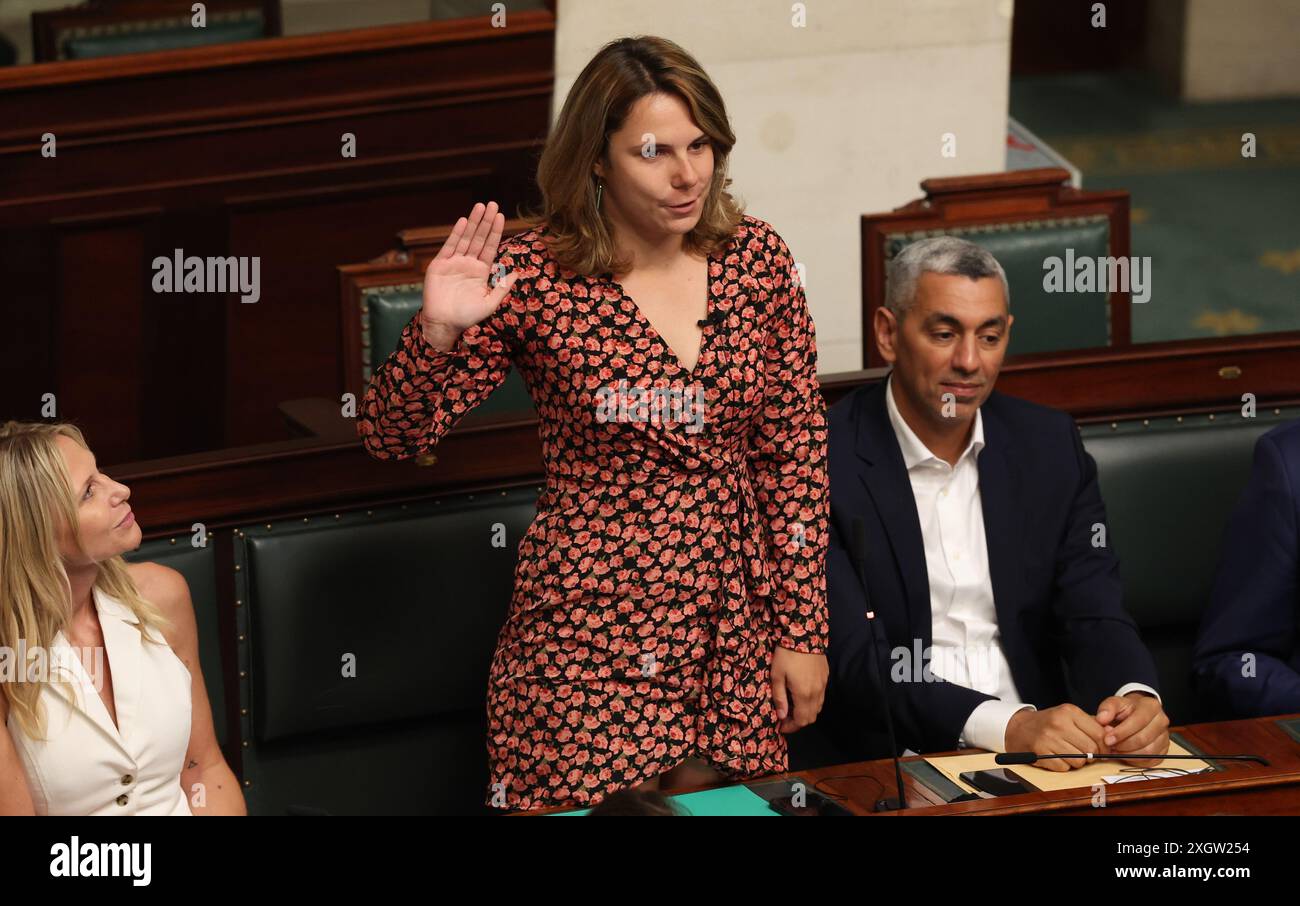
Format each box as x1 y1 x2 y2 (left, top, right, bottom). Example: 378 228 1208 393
1081 408 1300 724
122 537 228 751
232 486 541 815
886 216 1112 356
364 286 534 419
63 17 265 60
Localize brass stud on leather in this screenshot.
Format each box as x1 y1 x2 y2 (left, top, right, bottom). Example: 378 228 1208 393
242 740 249 748
302 518 309 524
1142 419 1150 427
234 565 241 572
244 780 252 788
1176 416 1184 423
1110 422 1117 430
335 514 341 519
265 524 272 531
1208 413 1216 421
240 671 247 679
236 598 242 606
169 538 177 545
238 634 245 642
241 708 248 716
366 511 373 517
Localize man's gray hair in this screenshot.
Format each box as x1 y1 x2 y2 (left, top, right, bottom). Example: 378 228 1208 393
884 236 1010 319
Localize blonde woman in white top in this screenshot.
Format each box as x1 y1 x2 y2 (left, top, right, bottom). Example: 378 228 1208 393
0 421 244 815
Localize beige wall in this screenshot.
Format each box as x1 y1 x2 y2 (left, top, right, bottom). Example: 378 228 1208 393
1180 0 1300 101
555 0 1013 373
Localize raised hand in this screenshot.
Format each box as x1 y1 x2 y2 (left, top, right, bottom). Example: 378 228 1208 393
419 201 520 350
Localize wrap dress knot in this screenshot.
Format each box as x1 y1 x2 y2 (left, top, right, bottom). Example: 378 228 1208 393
536 452 776 748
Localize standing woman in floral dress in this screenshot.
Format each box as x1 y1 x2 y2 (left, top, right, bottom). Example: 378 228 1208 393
359 35 829 810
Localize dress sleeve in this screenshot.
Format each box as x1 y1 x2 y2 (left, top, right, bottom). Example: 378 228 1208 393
357 242 532 461
746 229 831 655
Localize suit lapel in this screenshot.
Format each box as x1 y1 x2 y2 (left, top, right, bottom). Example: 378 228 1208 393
977 398 1027 631
53 587 141 757
95 588 141 753
853 382 932 642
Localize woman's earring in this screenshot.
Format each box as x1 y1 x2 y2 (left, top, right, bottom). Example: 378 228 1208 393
596 181 604 209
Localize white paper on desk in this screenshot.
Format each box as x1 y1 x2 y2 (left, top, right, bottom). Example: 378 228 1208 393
927 742 1210 794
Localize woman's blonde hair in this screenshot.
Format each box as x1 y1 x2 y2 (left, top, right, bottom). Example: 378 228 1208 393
0 421 168 739
520 35 745 275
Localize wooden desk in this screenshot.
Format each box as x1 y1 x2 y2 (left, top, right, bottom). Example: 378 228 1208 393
522 714 1300 815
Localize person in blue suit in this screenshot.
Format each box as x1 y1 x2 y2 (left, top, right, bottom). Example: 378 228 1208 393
1193 419 1300 718
803 236 1170 772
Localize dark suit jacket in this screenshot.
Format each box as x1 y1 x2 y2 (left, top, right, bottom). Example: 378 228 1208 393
1192 419 1300 718
810 380 1160 761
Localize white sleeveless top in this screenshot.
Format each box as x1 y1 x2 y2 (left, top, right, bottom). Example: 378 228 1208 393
5 585 193 816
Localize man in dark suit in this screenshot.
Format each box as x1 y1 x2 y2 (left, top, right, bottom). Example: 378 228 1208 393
813 236 1169 771
1193 419 1300 717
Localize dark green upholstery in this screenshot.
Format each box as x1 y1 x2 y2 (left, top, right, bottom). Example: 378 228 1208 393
364 286 534 418
886 217 1111 356
122 537 227 750
1081 407 1300 724
233 486 541 815
63 17 264 60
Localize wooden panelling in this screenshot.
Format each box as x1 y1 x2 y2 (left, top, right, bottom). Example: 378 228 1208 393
1 14 554 460
109 330 1300 540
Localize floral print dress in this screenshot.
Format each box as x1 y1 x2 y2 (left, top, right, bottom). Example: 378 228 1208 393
359 213 829 810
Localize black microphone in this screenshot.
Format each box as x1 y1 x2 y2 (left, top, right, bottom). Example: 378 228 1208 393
696 309 725 328
997 751 1268 766
850 517 908 811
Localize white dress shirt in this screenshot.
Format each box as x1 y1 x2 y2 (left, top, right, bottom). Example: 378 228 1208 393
883 377 1158 752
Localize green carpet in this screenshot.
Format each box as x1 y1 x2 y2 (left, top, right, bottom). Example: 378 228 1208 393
1010 73 1300 342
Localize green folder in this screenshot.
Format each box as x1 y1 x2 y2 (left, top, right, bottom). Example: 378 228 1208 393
548 784 779 816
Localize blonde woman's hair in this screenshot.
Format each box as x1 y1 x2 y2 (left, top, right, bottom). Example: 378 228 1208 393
519 35 745 275
0 421 168 740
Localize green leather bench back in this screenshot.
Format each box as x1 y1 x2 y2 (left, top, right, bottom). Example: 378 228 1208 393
232 486 541 815
365 286 535 418
123 537 227 750
886 216 1112 356
62 16 265 60
1081 408 1300 724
